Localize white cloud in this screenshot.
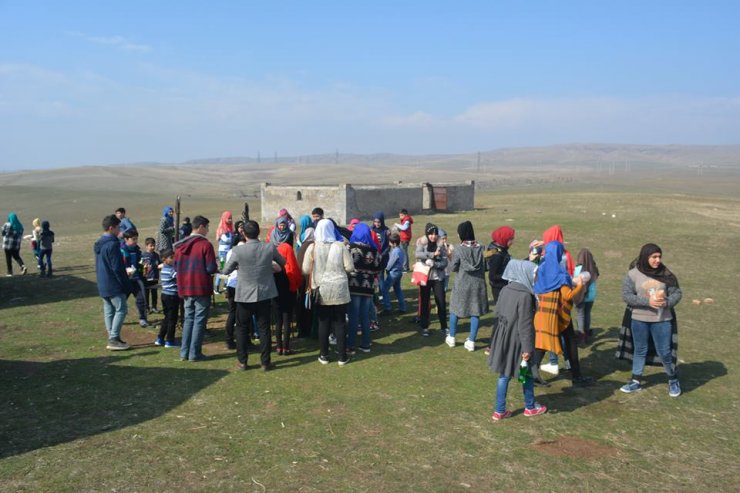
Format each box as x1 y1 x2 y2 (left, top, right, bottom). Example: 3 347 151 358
67 31 152 52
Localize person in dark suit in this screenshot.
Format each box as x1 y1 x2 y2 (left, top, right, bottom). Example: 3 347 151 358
222 220 286 371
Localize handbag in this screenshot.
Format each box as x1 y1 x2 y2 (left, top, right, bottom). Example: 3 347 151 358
410 262 431 286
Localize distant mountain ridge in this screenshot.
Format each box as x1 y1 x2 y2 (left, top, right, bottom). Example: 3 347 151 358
178 143 740 168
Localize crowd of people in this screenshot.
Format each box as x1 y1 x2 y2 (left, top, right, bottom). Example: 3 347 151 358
86 203 685 421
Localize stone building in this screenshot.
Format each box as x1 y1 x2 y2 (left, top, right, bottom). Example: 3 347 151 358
260 181 475 225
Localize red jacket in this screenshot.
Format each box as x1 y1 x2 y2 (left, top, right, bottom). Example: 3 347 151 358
175 234 218 297
398 215 413 243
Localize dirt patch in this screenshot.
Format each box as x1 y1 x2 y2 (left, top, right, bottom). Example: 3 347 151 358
532 437 618 459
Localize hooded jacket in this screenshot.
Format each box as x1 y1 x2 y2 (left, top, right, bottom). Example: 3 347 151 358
95 233 132 297
175 234 218 297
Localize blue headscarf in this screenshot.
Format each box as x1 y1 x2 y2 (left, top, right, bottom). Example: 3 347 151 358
350 223 377 251
533 241 573 294
7 212 23 236
298 215 312 243
162 206 174 227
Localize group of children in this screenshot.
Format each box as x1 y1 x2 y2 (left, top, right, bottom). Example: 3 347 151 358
117 228 181 347
1 213 55 277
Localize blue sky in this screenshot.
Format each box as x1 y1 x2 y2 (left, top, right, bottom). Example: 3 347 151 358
1 1 739 169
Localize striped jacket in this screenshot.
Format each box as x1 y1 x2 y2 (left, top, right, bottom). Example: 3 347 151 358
534 283 584 353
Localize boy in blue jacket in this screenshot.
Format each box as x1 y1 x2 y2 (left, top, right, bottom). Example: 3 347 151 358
95 215 131 350
121 229 150 328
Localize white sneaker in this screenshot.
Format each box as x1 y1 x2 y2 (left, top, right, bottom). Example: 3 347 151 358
564 360 571 370
540 362 559 375
463 339 475 352
445 335 456 348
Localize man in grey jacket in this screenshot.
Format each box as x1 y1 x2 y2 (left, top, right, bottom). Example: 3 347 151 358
222 220 285 371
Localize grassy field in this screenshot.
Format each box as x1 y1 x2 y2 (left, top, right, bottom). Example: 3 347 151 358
0 180 738 492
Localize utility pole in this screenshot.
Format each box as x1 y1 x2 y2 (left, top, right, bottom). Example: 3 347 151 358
257 151 261 164
274 151 277 163
477 151 481 172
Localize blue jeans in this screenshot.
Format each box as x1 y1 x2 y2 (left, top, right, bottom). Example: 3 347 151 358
631 319 675 378
496 374 535 413
38 249 52 274
382 271 407 311
347 295 372 349
181 296 210 360
102 293 128 340
448 314 480 341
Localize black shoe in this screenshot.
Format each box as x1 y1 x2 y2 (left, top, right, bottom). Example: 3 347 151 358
261 363 274 372
235 362 247 371
571 376 594 387
225 341 237 350
189 354 208 362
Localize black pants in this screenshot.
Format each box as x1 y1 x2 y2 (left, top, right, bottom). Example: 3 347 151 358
533 323 582 380
296 284 313 338
274 298 295 350
235 299 271 366
225 287 237 344
317 303 347 362
159 293 179 342
419 279 447 330
4 249 24 274
145 280 158 310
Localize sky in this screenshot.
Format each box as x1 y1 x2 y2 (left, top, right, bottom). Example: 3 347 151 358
1 0 739 170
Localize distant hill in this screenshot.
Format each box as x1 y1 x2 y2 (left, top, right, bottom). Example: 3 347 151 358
1 144 738 196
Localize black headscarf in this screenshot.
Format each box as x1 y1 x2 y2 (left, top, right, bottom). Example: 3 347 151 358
425 223 438 252
457 221 475 242
630 243 678 287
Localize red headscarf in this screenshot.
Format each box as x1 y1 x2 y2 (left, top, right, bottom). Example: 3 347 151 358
491 226 515 247
216 211 234 239
277 242 302 292
543 225 575 275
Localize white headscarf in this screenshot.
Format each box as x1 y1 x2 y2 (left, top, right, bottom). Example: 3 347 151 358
314 219 337 243
502 259 537 294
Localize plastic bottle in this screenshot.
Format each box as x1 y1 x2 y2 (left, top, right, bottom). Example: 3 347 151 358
518 358 532 384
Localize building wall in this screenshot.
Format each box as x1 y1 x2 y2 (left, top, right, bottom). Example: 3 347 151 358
260 183 347 224
346 184 423 222
261 181 474 225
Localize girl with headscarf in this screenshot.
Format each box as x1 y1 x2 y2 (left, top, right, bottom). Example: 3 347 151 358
486 226 516 304
415 223 448 337
302 219 354 365
278 208 296 233
214 211 234 293
156 206 176 254
446 221 489 352
542 225 575 275
2 212 27 276
531 241 591 387
296 225 316 338
573 248 600 343
296 214 312 250
487 260 548 420
270 216 294 246
618 243 682 397
274 242 303 355
347 223 382 354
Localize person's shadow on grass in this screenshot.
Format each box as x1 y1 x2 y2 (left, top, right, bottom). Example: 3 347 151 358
0 354 229 459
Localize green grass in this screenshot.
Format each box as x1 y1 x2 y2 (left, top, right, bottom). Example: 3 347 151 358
0 185 738 492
